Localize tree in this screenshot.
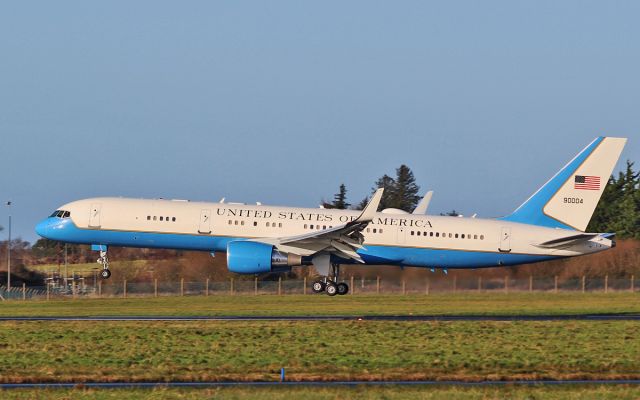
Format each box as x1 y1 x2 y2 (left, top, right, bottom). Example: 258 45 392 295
369 166 420 212
441 210 461 217
587 160 640 239
322 184 351 209
373 174 396 210
391 165 420 212
332 184 350 209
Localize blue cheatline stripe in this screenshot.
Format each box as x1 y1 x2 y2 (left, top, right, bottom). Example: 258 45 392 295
499 136 605 230
1 380 639 389
37 219 562 269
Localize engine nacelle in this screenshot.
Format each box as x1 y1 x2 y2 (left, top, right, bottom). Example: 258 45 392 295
226 241 305 274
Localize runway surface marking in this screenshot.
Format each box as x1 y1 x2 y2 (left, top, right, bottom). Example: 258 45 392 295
1 379 640 389
0 314 639 322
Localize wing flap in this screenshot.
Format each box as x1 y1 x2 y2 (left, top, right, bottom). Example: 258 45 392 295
249 188 384 262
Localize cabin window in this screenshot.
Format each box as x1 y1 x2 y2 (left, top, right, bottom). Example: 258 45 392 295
366 228 370 232
410 231 414 236
254 221 258 226
160 217 163 221
373 228 377 233
461 234 465 239
228 220 232 225
279 223 283 228
417 231 421 236
430 232 434 237
379 229 383 233
153 216 157 221
173 217 176 222
449 233 452 238
474 234 478 239
266 222 270 227
234 220 238 225
304 224 308 229
310 224 314 229
147 216 151 221
323 225 326 229
480 235 485 240
436 232 439 237
241 221 245 226
455 233 458 239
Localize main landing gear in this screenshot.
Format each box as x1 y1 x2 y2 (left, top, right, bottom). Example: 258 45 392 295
312 263 349 296
97 249 111 279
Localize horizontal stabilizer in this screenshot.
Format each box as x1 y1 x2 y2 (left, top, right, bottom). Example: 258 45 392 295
534 233 599 249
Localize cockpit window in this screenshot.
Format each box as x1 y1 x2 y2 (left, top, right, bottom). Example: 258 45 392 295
49 210 71 218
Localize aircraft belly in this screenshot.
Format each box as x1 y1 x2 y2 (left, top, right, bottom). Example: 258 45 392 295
359 246 558 269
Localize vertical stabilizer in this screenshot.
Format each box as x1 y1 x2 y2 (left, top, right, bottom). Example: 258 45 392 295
501 136 627 231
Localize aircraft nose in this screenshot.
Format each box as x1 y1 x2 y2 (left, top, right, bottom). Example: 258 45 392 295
35 218 52 238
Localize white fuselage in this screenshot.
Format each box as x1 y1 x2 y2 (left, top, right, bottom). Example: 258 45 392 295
36 197 613 270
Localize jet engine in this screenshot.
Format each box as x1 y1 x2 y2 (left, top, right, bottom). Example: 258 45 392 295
226 241 307 274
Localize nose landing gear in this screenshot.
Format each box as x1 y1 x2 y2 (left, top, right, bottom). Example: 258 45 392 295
97 249 111 279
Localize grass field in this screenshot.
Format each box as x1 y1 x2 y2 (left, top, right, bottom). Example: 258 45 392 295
1 293 639 398
3 385 640 400
28 260 149 274
0 319 638 382
1 292 639 317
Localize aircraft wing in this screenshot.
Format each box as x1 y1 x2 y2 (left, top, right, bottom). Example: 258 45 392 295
412 191 433 215
533 233 599 249
249 188 384 262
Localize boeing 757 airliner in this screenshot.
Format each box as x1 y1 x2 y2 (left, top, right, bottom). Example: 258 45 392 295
36 137 626 296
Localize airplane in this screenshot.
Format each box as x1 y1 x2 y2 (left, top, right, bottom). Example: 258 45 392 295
36 136 626 296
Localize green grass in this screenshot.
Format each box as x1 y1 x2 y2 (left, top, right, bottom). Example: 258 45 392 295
3 385 640 400
29 260 148 274
0 292 638 317
0 320 638 383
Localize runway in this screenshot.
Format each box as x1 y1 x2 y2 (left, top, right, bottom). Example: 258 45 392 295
1 379 639 389
0 314 639 322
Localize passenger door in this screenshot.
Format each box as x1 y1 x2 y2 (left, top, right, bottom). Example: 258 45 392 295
89 203 101 228
499 227 511 252
396 227 406 244
198 209 211 234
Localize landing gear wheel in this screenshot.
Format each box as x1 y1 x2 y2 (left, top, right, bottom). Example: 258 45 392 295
97 249 111 279
337 282 349 295
312 280 326 293
325 282 338 296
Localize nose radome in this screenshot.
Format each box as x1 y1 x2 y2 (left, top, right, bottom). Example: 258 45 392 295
35 219 51 238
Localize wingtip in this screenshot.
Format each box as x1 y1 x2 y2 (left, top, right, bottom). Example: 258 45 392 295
355 188 384 222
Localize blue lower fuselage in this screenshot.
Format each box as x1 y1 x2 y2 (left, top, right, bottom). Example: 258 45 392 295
36 217 558 269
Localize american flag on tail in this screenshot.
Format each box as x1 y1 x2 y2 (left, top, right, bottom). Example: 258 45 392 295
574 175 600 190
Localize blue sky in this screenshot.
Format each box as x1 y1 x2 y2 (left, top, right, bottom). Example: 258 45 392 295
1 1 638 243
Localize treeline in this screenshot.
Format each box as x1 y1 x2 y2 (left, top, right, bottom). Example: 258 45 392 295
587 161 640 239
323 164 421 212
